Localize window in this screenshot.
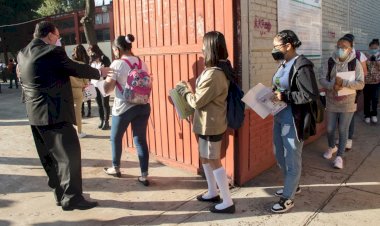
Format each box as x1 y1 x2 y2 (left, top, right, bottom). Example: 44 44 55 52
96 29 110 41
95 12 110 24
102 12 110 24
95 14 102 25
55 19 75 30
62 33 76 45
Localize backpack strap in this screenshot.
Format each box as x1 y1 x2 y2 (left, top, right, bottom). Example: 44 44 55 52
137 58 142 69
355 50 361 61
122 58 135 69
348 58 357 71
327 57 335 82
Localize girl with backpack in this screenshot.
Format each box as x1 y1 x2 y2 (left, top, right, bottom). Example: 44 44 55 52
270 30 319 213
363 39 380 124
88 44 111 130
175 31 235 214
102 34 152 186
319 36 364 169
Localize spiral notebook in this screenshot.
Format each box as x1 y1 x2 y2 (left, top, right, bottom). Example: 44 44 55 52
169 89 194 120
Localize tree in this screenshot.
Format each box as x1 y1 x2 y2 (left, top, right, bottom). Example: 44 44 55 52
0 0 42 26
80 0 97 45
36 0 85 17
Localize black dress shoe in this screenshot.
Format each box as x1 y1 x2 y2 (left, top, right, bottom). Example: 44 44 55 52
62 199 98 211
101 121 110 130
196 194 221 203
98 120 104 128
209 204 235 214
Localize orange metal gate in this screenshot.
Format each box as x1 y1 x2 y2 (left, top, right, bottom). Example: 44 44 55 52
113 0 236 179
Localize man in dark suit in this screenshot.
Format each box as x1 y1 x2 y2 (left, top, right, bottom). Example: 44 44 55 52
17 21 111 211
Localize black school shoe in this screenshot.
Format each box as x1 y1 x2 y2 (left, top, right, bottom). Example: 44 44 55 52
196 194 221 203
62 199 98 211
209 204 236 214
271 197 294 213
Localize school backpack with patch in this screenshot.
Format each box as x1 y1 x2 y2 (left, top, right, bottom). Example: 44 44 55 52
116 58 152 104
226 80 245 129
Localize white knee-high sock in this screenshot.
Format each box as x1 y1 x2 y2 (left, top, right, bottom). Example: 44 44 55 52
202 163 218 199
213 167 234 209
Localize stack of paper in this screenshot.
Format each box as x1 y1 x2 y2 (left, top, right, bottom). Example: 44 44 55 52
337 71 356 96
242 83 287 119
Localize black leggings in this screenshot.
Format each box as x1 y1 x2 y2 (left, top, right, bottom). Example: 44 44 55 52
95 87 110 121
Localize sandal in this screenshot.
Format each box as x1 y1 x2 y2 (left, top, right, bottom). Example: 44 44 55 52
138 176 150 186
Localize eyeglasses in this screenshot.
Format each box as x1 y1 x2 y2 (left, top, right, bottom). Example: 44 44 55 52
273 43 286 49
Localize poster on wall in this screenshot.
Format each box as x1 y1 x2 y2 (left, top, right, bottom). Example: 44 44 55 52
278 0 322 59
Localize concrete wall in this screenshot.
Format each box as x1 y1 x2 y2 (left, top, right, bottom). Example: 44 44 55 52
322 0 380 62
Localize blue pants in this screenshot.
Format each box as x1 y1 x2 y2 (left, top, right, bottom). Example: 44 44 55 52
273 106 303 200
326 111 354 157
111 104 151 176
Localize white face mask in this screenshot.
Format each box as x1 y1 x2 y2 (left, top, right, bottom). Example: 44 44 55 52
55 38 62 47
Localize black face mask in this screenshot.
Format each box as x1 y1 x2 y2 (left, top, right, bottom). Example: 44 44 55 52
271 48 285 61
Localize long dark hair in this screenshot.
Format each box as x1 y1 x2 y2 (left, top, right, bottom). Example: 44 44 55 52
113 34 135 52
72 44 89 64
203 31 234 81
87 44 104 60
203 31 228 67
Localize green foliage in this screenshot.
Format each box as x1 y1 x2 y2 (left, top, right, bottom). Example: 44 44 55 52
0 0 43 26
36 0 85 17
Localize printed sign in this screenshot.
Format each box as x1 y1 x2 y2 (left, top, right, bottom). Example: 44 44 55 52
278 0 322 59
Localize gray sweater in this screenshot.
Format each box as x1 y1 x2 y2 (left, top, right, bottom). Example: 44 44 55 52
319 51 365 113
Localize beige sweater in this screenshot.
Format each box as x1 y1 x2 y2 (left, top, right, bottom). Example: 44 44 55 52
186 67 229 135
319 51 365 112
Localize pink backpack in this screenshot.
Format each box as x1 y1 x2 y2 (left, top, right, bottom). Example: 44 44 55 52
116 58 152 104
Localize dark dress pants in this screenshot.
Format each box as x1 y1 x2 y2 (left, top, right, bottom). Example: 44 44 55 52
31 122 83 207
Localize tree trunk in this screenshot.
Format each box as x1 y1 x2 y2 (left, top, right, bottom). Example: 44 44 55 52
80 0 97 45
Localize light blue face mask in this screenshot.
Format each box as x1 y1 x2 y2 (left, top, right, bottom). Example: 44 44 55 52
369 49 378 55
336 48 349 59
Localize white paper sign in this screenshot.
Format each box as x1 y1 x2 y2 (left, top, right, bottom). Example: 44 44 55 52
337 71 356 96
242 83 287 119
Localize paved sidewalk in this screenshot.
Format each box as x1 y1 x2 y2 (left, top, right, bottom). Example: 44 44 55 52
0 83 379 226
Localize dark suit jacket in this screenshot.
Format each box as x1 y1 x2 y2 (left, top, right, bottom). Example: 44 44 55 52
17 39 101 126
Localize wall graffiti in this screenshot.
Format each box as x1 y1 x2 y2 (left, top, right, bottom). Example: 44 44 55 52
254 16 272 36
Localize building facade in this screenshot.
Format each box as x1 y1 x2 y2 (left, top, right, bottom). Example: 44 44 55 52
113 0 380 185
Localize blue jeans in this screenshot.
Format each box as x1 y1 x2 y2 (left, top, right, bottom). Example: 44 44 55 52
273 106 304 200
348 113 355 139
111 104 151 176
326 111 354 157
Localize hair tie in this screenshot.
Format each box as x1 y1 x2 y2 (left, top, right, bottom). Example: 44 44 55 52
125 36 131 44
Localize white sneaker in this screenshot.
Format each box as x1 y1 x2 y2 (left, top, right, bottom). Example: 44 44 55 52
365 117 371 124
345 139 352 150
333 156 344 169
323 146 338 159
271 198 294 213
371 116 378 123
78 133 87 138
